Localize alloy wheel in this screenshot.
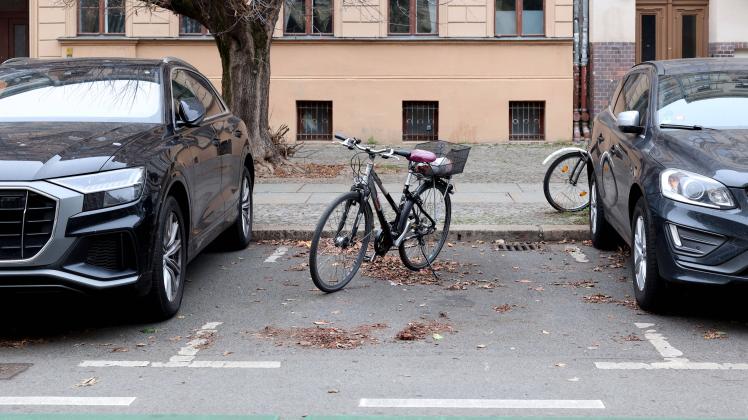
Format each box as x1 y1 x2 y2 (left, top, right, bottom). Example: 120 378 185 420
241 176 251 238
633 215 647 291
590 184 598 234
162 212 183 302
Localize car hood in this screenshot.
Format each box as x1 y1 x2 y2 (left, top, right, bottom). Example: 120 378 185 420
0 122 160 181
650 129 748 188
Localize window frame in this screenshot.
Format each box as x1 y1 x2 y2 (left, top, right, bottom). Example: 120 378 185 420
402 100 439 141
494 0 546 38
296 100 333 141
77 0 126 35
387 0 440 36
179 15 209 36
169 67 229 130
283 0 334 36
508 100 545 141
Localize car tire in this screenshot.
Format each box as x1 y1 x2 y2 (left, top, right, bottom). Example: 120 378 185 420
146 195 187 320
222 167 253 250
589 176 617 249
631 197 668 312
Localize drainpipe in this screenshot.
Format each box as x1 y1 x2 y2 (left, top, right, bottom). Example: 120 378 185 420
572 0 582 142
580 0 591 140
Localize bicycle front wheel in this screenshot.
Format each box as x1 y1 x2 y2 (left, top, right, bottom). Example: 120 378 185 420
309 191 373 293
543 151 590 212
398 181 451 271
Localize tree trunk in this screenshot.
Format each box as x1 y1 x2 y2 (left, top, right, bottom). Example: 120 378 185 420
214 22 282 166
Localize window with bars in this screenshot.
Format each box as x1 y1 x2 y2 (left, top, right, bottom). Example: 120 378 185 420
180 16 209 35
509 101 545 141
403 101 438 141
284 0 333 35
78 0 125 35
297 101 333 140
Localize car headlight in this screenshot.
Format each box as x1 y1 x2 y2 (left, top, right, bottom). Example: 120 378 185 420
660 169 735 209
51 167 145 211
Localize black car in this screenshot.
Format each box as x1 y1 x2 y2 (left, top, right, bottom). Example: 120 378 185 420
0 57 254 318
589 58 748 311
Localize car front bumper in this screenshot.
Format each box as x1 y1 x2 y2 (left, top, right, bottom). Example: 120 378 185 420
650 189 748 285
0 180 155 293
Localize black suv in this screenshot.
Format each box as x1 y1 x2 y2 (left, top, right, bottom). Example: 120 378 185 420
0 57 254 318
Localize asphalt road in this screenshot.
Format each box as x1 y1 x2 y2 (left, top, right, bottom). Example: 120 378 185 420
1 240 748 419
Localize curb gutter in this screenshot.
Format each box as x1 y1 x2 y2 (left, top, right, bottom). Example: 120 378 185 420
253 224 589 242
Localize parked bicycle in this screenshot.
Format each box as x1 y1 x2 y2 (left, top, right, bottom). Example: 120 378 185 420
309 134 471 293
542 139 591 212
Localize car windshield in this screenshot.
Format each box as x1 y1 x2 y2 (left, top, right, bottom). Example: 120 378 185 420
657 70 748 129
0 65 163 123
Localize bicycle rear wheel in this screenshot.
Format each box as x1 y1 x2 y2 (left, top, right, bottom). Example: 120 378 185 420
309 191 373 292
543 151 590 212
398 181 451 271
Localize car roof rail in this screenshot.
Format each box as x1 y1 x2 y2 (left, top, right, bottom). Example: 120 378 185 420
1 57 34 66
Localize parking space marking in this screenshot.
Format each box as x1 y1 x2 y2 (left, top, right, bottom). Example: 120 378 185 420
264 247 288 263
595 323 748 370
359 399 605 409
79 321 281 370
0 397 135 406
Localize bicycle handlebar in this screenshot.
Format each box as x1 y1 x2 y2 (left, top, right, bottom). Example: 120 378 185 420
334 133 399 159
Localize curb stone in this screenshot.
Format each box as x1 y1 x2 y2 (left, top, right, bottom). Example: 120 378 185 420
253 224 589 243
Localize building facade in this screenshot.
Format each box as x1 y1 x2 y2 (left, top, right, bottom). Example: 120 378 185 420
3 0 574 144
589 0 748 117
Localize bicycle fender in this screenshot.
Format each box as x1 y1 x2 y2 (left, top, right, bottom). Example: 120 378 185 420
542 147 588 166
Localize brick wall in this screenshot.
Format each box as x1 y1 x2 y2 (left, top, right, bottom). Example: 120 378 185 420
589 42 635 117
709 42 748 57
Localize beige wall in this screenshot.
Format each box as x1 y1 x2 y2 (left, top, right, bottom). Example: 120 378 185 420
29 0 574 143
589 0 636 43
709 0 748 42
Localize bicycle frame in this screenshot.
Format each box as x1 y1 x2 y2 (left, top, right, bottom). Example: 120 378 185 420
353 154 439 257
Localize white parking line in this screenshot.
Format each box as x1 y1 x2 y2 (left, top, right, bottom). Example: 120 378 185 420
359 399 605 409
595 323 748 370
0 397 135 406
264 247 288 263
79 321 281 370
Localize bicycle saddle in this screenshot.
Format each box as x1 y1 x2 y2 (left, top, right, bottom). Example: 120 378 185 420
394 149 437 163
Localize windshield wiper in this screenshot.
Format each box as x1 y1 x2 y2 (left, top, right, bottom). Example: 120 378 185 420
659 123 716 131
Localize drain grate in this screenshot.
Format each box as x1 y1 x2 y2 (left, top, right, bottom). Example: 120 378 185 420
496 242 543 252
0 363 32 380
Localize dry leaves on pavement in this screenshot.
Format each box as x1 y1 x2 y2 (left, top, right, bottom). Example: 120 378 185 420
493 304 516 314
362 255 478 286
395 320 454 341
256 324 387 350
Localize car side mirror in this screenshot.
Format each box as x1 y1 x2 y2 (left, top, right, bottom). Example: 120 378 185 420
617 111 643 134
177 97 206 127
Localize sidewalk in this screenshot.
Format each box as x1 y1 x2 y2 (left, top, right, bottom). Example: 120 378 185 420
254 143 589 241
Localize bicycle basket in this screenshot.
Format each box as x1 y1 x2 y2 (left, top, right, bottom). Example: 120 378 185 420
414 140 471 177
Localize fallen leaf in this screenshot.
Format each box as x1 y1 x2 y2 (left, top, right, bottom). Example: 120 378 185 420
136 342 147 347
75 377 98 387
223 351 234 356
567 377 580 382
703 329 728 340
140 328 157 334
313 321 333 326
542 330 550 335
517 279 532 283
111 347 128 353
328 389 339 394
555 363 567 368
432 333 444 340
477 344 486 349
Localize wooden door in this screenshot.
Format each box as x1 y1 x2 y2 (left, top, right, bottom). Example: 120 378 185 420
636 5 667 62
635 0 708 63
673 5 707 59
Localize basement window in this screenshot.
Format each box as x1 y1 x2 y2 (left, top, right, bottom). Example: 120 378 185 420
403 101 438 141
509 101 545 141
297 101 333 141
